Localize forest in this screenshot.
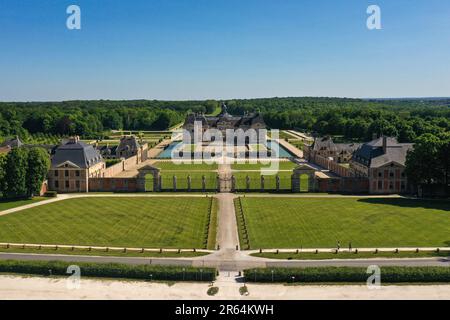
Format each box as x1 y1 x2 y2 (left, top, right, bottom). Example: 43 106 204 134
226 97 450 143
0 100 219 141
0 97 448 145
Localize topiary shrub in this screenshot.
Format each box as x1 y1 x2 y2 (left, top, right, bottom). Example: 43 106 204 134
207 287 219 296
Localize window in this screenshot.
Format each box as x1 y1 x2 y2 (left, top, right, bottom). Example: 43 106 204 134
389 183 393 190
65 170 69 177
378 172 382 177
401 182 406 190
389 172 394 178
75 170 80 177
401 172 405 178
378 181 382 190
76 181 80 189
55 181 59 188
65 181 69 188
55 170 59 177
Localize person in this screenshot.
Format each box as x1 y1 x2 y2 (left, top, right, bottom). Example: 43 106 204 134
337 241 341 250
349 242 352 251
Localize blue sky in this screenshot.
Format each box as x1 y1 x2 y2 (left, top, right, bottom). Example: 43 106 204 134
0 0 449 101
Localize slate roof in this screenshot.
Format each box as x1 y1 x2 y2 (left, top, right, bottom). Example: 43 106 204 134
184 102 265 129
312 137 337 152
97 145 118 157
335 143 362 153
312 137 361 153
116 136 140 154
352 137 413 168
51 140 103 168
184 112 265 128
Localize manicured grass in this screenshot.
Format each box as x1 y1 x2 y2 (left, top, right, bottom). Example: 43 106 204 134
237 197 450 249
0 246 208 258
0 197 46 212
160 172 218 190
232 171 301 191
231 161 297 171
252 250 449 260
153 161 218 171
0 197 214 249
233 172 292 191
151 161 219 190
207 198 218 250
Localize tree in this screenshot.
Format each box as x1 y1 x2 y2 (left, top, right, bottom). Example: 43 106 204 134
0 154 6 197
405 134 442 186
437 135 450 187
4 148 28 198
26 147 50 197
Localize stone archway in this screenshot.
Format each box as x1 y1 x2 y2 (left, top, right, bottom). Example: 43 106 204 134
291 164 317 192
137 165 161 192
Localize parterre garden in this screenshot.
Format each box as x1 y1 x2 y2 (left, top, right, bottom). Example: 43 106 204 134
235 197 450 249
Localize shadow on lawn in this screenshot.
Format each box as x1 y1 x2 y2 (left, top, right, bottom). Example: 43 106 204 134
357 198 450 211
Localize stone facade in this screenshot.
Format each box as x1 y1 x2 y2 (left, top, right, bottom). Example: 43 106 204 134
183 102 266 142
48 136 106 193
350 136 412 194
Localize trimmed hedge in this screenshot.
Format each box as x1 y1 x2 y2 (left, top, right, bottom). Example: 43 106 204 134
244 267 450 283
0 260 216 282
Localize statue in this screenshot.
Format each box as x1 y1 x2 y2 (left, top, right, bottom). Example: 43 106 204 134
220 102 229 116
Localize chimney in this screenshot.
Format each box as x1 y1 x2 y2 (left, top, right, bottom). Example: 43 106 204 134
382 136 387 154
69 136 80 144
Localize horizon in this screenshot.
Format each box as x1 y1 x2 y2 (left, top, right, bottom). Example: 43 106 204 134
1 0 450 101
1 95 450 104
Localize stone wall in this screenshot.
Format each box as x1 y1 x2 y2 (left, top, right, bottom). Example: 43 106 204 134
102 143 149 178
305 147 351 177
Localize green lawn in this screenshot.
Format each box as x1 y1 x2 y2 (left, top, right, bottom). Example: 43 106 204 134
0 197 46 212
233 172 292 191
151 161 218 190
231 161 297 171
237 197 450 249
252 251 449 260
153 161 218 171
160 172 218 190
0 197 215 249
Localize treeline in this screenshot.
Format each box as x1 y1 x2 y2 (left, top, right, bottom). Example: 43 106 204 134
226 97 450 143
0 147 50 199
1 97 448 144
0 100 219 140
405 133 450 191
